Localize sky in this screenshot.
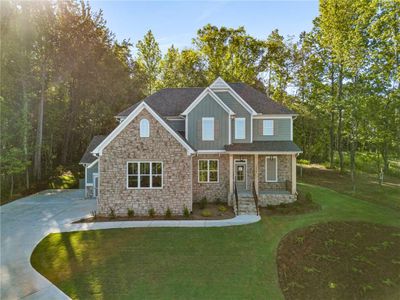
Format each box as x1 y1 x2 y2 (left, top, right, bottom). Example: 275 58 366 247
89 1 319 53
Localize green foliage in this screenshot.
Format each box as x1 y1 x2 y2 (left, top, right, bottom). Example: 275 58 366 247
183 206 190 218
127 208 134 217
108 207 116 219
218 205 227 213
199 197 207 209
215 198 222 205
165 207 172 218
91 210 97 219
48 167 78 189
148 208 155 218
201 209 212 217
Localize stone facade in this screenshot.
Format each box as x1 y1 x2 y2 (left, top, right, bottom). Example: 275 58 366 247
258 193 297 206
192 154 229 203
85 186 94 198
258 155 292 190
98 109 192 216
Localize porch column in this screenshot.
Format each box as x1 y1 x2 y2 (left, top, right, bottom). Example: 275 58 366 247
254 154 259 194
291 154 297 194
229 154 233 195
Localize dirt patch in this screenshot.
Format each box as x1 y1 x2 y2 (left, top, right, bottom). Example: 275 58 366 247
74 203 234 223
277 221 400 300
261 191 320 216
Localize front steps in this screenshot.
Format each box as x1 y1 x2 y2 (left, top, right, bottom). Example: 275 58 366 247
235 192 258 215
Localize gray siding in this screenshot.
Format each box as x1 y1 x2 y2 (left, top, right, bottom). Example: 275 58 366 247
187 94 229 150
214 92 251 143
86 161 98 184
253 118 292 141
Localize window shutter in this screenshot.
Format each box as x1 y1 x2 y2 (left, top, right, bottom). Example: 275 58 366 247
215 120 220 139
197 120 202 139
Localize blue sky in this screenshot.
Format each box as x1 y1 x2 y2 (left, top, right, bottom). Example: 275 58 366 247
90 1 319 53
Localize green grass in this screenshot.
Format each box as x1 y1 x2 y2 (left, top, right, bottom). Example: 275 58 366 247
298 164 400 211
31 184 400 300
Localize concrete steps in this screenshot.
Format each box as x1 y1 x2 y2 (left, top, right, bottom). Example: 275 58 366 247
237 195 258 215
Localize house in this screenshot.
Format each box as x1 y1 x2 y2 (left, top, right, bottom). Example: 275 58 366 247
79 77 302 216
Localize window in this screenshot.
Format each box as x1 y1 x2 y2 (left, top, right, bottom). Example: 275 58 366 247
202 117 214 141
198 159 219 183
265 156 278 182
127 161 162 188
235 118 246 140
140 119 150 137
263 120 274 136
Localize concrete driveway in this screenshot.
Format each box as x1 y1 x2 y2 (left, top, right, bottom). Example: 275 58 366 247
0 190 95 300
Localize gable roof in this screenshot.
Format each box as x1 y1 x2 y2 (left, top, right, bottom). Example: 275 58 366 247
181 87 234 116
79 135 106 164
116 83 294 118
93 102 195 156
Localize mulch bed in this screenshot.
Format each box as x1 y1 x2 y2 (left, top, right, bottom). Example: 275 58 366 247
277 221 400 300
74 203 234 223
261 191 321 216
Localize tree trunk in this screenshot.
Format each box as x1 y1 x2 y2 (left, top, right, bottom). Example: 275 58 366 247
33 62 46 180
21 80 30 190
10 175 14 199
337 66 344 173
329 66 335 168
61 81 77 164
381 142 389 174
350 122 357 193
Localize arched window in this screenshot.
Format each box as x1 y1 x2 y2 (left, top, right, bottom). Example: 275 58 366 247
140 119 150 137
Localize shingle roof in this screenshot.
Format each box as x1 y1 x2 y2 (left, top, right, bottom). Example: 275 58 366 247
224 141 302 153
79 135 106 164
116 83 294 117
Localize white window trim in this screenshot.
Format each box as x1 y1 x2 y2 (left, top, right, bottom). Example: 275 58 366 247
265 156 278 182
198 159 219 183
202 117 214 141
126 161 163 189
140 119 150 137
263 119 274 136
234 118 246 140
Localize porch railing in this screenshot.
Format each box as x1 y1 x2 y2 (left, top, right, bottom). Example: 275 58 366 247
234 180 239 215
252 181 259 216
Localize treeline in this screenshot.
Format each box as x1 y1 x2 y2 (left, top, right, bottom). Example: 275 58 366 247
1 0 399 200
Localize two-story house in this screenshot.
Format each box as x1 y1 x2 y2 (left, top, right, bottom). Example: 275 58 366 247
79 77 302 216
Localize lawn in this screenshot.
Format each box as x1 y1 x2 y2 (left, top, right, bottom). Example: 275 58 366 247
31 184 400 300
298 164 400 211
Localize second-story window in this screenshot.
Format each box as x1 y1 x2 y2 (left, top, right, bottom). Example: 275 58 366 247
202 117 214 141
263 119 274 136
140 119 150 137
235 118 246 140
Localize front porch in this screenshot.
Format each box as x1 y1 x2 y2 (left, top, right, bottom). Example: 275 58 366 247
228 153 298 208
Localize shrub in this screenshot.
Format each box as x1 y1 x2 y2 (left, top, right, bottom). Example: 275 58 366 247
215 197 222 205
91 210 97 219
127 208 134 217
199 197 207 209
298 159 310 165
218 205 227 213
183 206 190 218
165 207 172 218
305 192 313 202
108 207 116 219
148 208 155 218
201 209 212 217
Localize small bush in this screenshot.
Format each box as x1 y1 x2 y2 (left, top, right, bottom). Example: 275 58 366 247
165 207 172 218
201 209 212 217
218 205 227 212
127 208 134 217
148 208 155 218
215 197 222 205
183 206 190 218
91 210 97 219
199 197 207 209
108 207 116 219
298 159 310 165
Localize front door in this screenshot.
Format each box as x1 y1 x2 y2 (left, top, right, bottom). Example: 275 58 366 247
234 160 247 191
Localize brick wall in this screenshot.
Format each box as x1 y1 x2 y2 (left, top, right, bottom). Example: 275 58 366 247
98 109 192 216
258 155 292 190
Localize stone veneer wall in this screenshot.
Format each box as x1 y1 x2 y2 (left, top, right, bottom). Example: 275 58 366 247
258 193 297 206
258 155 292 190
98 109 192 216
192 154 229 202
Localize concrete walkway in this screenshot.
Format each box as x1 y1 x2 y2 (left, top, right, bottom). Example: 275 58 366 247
0 189 260 300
